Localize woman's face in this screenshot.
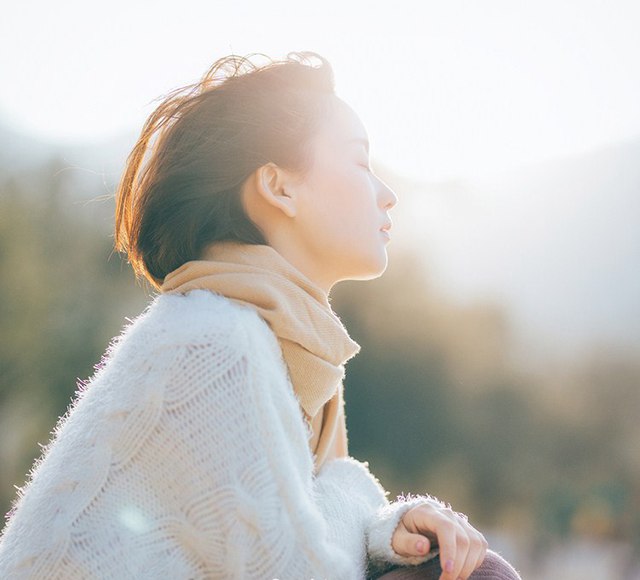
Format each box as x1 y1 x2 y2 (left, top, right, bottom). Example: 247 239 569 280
291 95 398 292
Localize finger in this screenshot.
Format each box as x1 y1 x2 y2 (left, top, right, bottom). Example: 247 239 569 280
448 523 471 580
458 527 488 579
431 517 458 580
411 532 432 557
472 529 489 573
392 518 432 557
393 529 432 557
403 504 469 579
457 534 481 578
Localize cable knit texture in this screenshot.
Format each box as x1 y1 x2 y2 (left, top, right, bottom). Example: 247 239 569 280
0 289 439 579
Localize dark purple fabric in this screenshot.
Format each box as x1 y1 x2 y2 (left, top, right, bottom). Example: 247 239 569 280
370 549 522 579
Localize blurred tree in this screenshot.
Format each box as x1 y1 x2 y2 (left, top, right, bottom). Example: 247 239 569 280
0 158 148 520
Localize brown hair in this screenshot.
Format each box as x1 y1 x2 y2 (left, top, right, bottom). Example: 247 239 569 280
114 51 335 290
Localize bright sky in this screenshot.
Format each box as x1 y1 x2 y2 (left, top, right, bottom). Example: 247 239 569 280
1 0 639 182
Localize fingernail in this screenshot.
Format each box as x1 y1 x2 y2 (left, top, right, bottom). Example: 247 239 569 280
416 540 425 552
444 559 454 573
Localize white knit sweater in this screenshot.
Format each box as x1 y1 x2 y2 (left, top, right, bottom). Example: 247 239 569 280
0 289 440 579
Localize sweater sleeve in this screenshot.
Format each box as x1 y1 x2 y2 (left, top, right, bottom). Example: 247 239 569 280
311 456 388 571
147 309 368 579
311 456 442 575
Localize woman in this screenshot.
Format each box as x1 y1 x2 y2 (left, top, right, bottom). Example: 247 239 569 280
0 51 521 579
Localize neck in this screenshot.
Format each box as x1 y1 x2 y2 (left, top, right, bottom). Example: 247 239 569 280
262 238 334 298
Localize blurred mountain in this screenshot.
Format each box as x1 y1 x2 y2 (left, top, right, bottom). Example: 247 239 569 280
400 137 640 364
0 118 136 194
0 119 56 172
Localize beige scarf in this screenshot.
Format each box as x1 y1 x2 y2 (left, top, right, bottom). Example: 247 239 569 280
160 240 361 471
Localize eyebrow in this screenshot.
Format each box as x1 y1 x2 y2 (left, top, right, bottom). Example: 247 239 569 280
345 137 370 153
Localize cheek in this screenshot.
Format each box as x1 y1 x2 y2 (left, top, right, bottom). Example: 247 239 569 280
301 166 376 251
304 171 347 226
320 193 376 257
319 177 367 235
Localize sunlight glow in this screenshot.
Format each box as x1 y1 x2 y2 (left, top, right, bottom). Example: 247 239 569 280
1 1 639 181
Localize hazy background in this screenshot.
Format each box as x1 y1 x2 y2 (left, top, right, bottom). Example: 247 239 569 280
1 1 639 578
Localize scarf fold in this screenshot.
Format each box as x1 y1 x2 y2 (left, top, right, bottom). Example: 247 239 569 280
159 240 361 470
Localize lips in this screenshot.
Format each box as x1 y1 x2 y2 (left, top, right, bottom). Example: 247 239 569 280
380 222 392 232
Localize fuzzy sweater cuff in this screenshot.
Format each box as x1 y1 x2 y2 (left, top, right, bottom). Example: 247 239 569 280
367 493 443 567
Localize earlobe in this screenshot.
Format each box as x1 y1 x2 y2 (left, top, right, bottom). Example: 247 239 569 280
257 163 297 218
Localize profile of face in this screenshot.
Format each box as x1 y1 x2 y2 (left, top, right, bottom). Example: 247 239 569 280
242 94 398 295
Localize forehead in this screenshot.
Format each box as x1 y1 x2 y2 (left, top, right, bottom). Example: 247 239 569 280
320 96 369 144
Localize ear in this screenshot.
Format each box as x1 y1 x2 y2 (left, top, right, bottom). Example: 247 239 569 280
253 162 297 218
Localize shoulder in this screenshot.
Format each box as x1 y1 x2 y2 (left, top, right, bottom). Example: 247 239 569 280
104 289 280 369
133 289 249 344
81 288 290 430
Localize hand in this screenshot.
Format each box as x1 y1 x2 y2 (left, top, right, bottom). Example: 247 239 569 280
391 500 488 580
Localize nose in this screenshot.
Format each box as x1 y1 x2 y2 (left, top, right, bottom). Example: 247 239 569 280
378 178 398 210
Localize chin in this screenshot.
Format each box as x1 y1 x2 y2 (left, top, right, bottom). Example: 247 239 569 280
348 247 389 281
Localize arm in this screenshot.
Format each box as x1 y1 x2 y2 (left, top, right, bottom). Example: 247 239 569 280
168 314 477 580
312 456 442 575
162 305 434 577
158 312 364 579
158 295 435 576
315 385 441 570
310 393 440 570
